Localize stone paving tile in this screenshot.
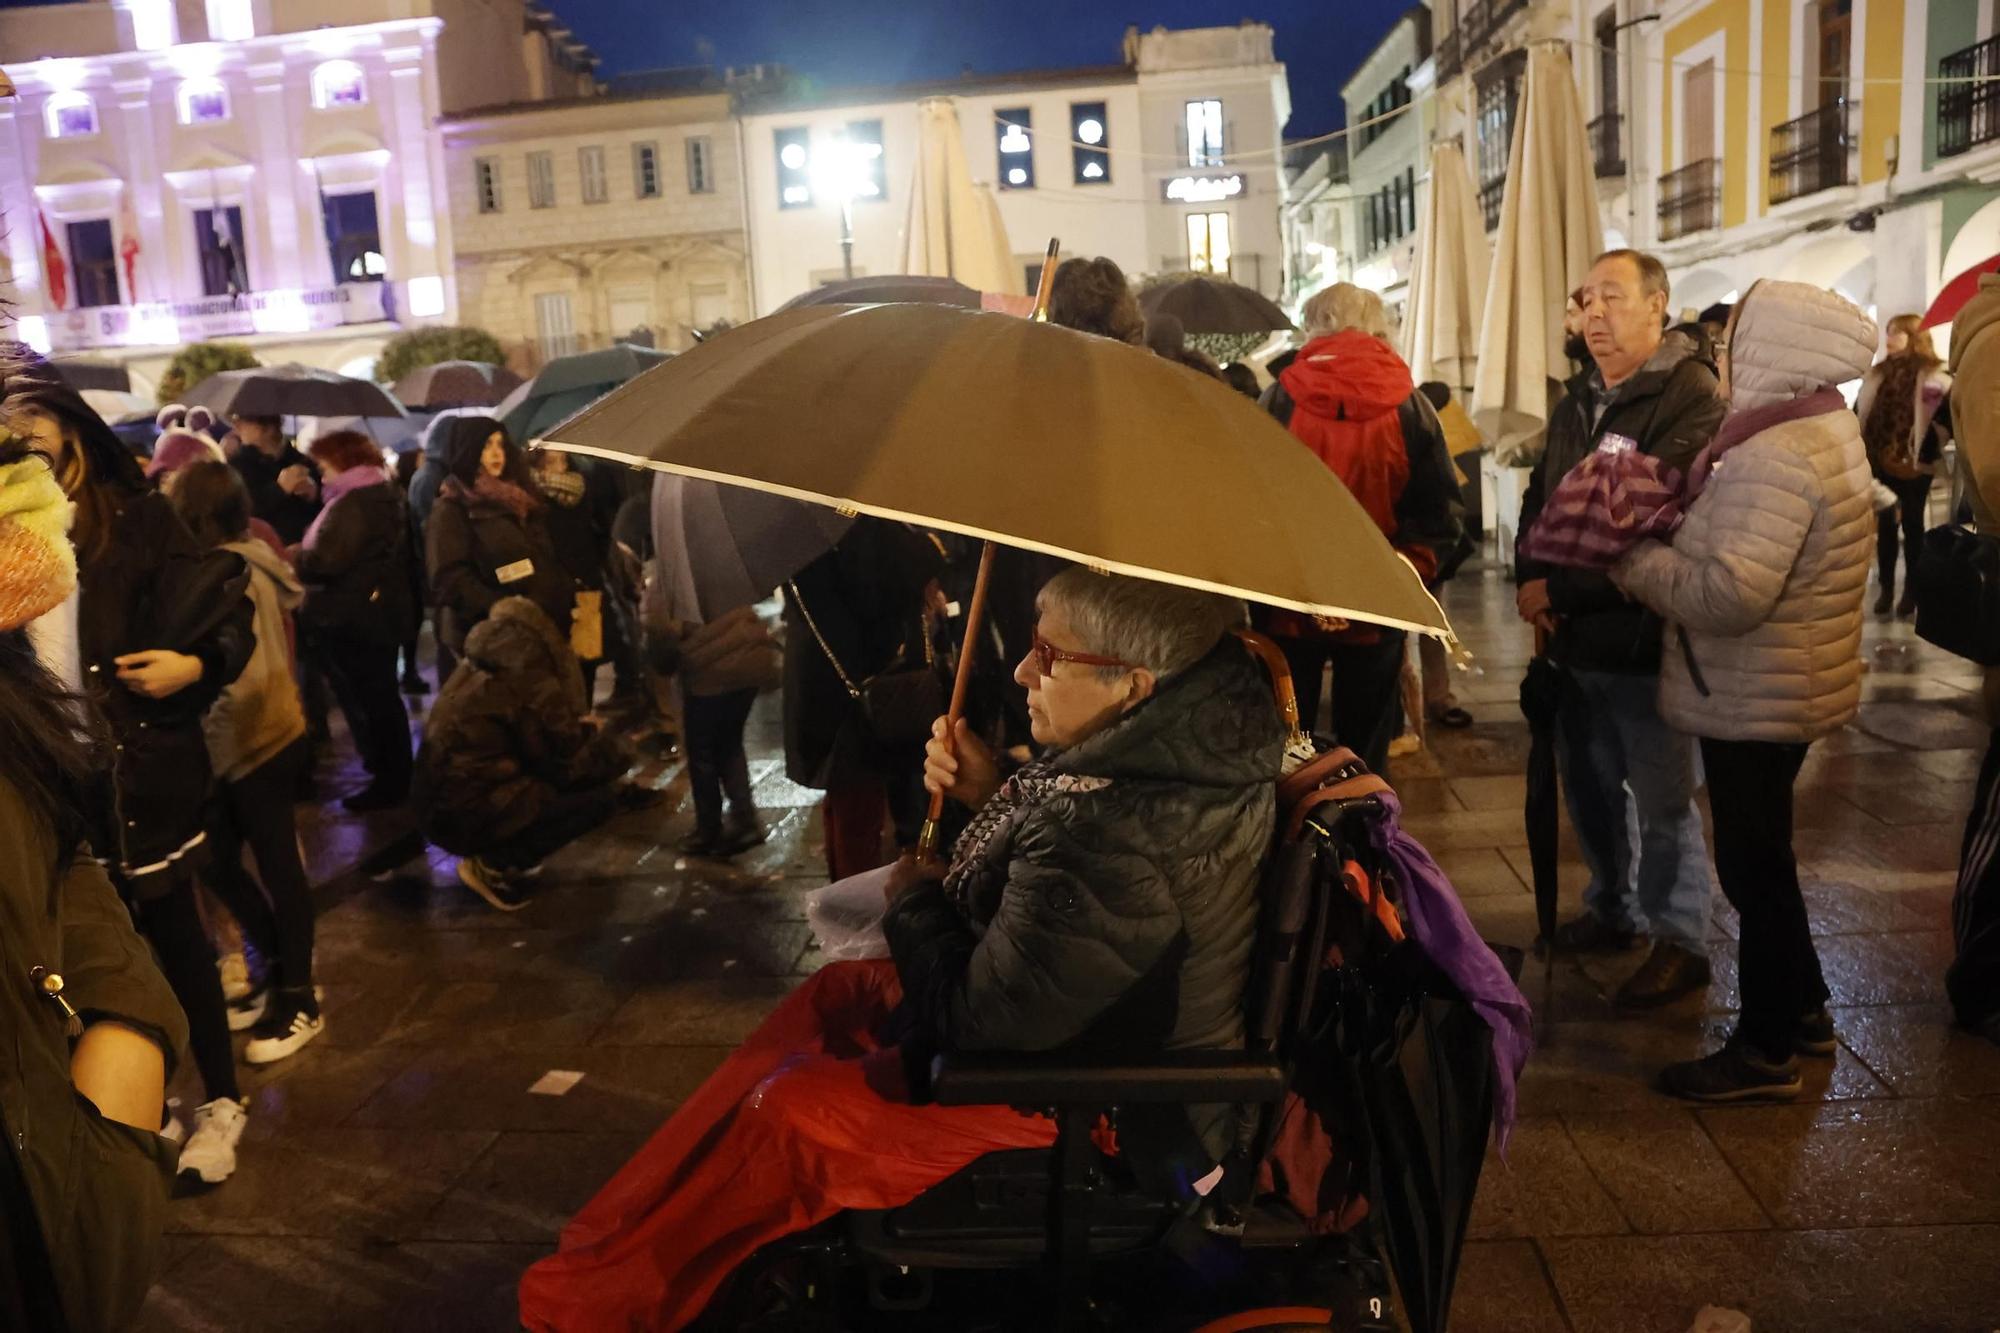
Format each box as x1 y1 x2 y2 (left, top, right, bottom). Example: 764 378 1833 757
1466 1118 1628 1240
415 1130 649 1244
1559 1110 1770 1235
1699 1099 2000 1229
592 974 801 1046
347 1043 731 1134
1831 1003 2000 1098
1543 1225 2000 1333
137 1237 538 1333
1431 845 1532 898
1447 1240 1570 1333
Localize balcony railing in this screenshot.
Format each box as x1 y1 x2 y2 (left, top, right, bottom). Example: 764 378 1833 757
1657 158 1720 241
1940 34 2000 159
1588 111 1625 178
1479 177 1505 232
1445 0 1526 71
1769 100 1852 204
1437 28 1461 80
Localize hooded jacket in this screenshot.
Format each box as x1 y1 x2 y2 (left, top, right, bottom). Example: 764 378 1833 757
293 471 412 645
1266 331 1464 584
1950 274 2000 722
883 637 1284 1164
1615 281 1877 743
425 419 572 653
413 597 627 854
204 538 306 782
1517 328 1726 674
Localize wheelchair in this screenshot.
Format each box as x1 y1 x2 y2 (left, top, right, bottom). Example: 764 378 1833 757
697 749 1465 1333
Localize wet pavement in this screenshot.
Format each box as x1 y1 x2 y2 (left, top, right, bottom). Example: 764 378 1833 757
137 559 2000 1333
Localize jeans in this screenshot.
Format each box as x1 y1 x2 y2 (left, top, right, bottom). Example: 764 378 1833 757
315 630 413 796
1876 473 1933 592
1279 631 1408 777
203 738 316 997
1949 728 2000 1029
1703 737 1827 1060
1557 668 1712 952
684 688 758 836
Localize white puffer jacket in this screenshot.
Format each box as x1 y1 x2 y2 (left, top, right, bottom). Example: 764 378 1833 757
1615 280 1877 743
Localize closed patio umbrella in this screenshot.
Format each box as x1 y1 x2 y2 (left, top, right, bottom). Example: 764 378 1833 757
1471 44 1604 459
899 98 1023 296
1404 142 1490 398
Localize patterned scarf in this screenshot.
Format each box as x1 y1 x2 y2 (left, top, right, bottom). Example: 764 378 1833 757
472 472 540 522
942 758 1111 912
0 450 77 633
533 466 586 508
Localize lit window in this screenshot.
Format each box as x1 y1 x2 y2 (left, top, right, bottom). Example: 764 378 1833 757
177 78 229 126
325 191 384 284
129 0 174 50
686 136 713 194
475 157 502 213
1186 99 1224 167
580 145 607 204
205 0 254 41
311 60 367 110
633 142 661 199
775 127 811 208
1187 211 1232 277
407 275 445 318
1071 101 1109 186
996 109 1033 190
527 151 555 209
44 92 98 140
845 120 885 199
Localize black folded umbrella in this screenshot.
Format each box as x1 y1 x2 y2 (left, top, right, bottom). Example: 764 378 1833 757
775 274 981 312
1138 276 1294 335
1520 654 1616 1024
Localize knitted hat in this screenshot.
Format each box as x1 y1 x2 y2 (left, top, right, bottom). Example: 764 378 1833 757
146 403 224 479
0 441 78 632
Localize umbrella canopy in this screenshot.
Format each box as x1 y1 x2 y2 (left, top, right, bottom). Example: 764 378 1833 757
497 343 671 441
79 388 153 425
653 473 855 621
776 275 981 313
539 303 1449 636
899 98 1023 296
51 356 131 393
298 411 429 456
1472 45 1604 462
392 359 524 410
186 363 406 420
1404 142 1491 397
1921 254 2000 330
1138 277 1294 336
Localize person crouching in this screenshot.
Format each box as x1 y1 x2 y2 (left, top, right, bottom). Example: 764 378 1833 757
412 596 647 910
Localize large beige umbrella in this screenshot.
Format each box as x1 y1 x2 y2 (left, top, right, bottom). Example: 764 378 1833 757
1471 44 1604 460
1403 142 1490 398
538 302 1446 637
900 98 1024 295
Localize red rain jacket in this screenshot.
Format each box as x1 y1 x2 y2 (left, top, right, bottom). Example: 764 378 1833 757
1278 331 1425 574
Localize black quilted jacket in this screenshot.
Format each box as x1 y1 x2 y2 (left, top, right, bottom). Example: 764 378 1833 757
884 638 1283 1160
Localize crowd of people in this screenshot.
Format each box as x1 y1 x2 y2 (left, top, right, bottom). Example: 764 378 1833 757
2 244 1998 1330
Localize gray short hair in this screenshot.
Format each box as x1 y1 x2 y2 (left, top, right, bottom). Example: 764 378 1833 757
1300 282 1391 340
1036 567 1245 680
1594 248 1671 303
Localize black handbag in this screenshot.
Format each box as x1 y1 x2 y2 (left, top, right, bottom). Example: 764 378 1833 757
1914 524 2000 666
787 582 945 747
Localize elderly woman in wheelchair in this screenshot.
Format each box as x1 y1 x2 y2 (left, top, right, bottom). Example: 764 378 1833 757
519 566 1347 1331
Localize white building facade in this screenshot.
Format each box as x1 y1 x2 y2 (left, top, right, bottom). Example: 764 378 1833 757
736 23 1292 314
441 83 754 367
1279 141 1356 312
1341 7 1435 313
0 0 595 387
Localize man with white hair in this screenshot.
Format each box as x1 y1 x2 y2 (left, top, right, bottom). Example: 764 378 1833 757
1516 248 1726 1010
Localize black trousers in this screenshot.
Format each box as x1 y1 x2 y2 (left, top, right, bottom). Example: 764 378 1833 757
1701 736 1828 1061
485 786 619 872
203 739 316 1002
683 688 758 835
128 864 239 1103
315 630 412 796
1949 727 2000 1029
1278 631 1407 777
1876 473 1933 589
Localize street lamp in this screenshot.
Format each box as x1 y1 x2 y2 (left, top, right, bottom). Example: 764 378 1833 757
811 132 883 280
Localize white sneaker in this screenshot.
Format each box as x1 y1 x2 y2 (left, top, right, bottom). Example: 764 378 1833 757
226 990 268 1032
177 1098 248 1184
243 1008 325 1066
217 951 251 1002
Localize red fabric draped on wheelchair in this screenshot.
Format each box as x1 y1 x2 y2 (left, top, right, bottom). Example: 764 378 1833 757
517 960 1057 1332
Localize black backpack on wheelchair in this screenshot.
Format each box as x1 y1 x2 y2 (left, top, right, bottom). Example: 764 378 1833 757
703 665 1503 1332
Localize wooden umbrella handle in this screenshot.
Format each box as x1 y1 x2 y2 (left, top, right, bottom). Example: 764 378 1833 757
917 540 997 861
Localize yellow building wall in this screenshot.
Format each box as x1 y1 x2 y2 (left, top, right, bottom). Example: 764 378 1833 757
1661 0 1754 229
1860 0 1905 184
1758 0 1791 213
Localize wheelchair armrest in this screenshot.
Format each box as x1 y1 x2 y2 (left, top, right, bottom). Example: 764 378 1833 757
930 1049 1286 1109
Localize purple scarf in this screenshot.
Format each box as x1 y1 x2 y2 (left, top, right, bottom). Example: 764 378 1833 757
301 466 387 549
1686 385 1846 499
1366 793 1534 1152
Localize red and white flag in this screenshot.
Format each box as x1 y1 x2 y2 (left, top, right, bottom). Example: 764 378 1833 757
37 208 68 311
118 192 141 301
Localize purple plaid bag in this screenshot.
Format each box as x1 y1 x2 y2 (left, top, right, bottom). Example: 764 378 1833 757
1521 440 1685 570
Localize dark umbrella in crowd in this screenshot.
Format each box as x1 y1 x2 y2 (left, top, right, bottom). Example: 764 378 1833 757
50 356 132 393
498 343 671 441
653 474 854 621
775 274 982 313
391 359 524 410
1137 276 1295 335
185 363 406 419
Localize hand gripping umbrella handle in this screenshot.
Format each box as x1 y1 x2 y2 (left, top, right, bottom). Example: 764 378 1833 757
917 540 997 862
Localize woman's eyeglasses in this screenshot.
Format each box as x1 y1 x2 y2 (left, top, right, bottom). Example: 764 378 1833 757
1031 632 1133 678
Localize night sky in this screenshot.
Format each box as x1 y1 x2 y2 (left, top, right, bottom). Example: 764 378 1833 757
552 1 1415 140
